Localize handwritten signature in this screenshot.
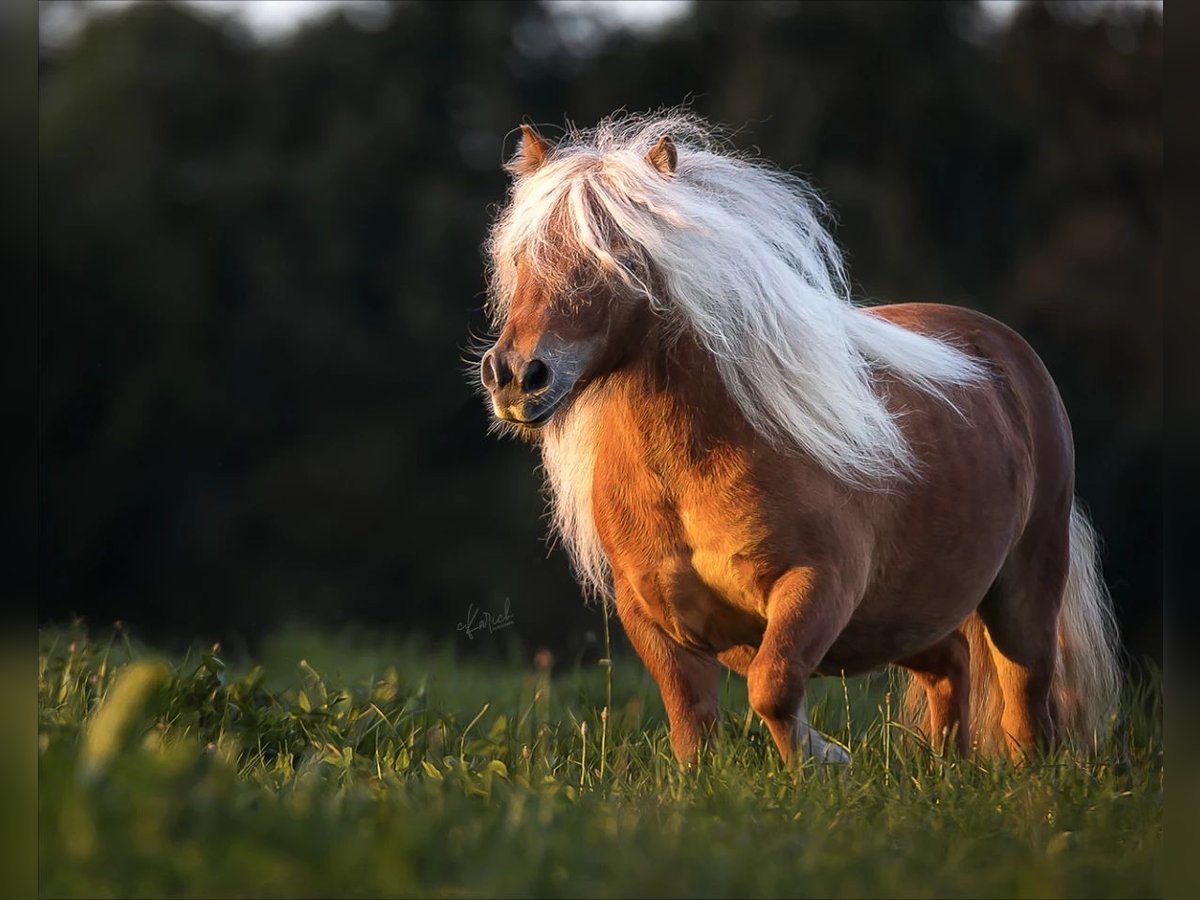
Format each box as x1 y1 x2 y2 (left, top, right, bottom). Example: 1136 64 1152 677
456 598 515 640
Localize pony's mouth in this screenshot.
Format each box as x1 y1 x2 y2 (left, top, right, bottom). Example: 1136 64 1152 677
509 408 555 428
497 390 571 429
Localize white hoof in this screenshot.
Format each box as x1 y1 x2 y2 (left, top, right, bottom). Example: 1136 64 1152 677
791 700 850 763
804 727 851 764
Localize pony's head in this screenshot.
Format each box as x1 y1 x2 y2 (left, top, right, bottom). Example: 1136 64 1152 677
479 123 678 434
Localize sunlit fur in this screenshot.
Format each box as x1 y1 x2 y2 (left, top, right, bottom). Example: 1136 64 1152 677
487 110 988 488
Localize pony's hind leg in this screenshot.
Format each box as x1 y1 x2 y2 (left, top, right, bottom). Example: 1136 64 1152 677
977 517 1071 759
898 630 971 756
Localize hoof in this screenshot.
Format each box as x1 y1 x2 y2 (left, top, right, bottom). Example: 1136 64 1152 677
818 741 851 764
804 727 851 764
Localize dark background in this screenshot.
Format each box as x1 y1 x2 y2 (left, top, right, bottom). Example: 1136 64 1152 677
37 0 1162 664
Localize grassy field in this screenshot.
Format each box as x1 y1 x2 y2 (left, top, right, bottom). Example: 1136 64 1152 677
38 623 1162 898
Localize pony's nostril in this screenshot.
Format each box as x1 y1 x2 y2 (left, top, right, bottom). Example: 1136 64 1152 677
481 351 515 390
521 358 551 394
480 351 500 390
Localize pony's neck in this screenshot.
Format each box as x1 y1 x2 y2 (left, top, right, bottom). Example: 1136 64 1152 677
603 328 751 459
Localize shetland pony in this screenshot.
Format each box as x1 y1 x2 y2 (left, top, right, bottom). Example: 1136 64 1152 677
477 111 1120 764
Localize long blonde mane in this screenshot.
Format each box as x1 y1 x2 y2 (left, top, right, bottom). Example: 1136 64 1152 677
486 110 988 593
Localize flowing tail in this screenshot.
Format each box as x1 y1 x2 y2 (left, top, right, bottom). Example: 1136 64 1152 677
1052 502 1123 748
905 501 1122 756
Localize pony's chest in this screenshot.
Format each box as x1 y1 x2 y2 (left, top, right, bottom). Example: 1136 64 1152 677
593 455 771 650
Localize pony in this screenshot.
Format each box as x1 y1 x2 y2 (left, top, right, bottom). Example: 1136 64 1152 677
477 110 1120 764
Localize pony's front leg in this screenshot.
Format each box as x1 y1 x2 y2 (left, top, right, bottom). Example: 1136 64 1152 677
747 567 855 766
613 578 720 767
718 646 847 763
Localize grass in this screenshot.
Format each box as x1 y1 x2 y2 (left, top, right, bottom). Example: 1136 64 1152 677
38 623 1162 898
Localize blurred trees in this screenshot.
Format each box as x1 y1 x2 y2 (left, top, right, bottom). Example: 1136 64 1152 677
38 1 1161 661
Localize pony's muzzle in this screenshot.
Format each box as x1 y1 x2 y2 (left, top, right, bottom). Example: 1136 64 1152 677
480 348 552 396
481 347 561 426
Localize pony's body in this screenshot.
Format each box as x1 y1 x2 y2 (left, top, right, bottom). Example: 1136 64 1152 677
480 112 1119 764
582 303 1057 672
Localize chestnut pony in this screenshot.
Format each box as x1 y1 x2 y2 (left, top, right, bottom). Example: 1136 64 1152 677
478 112 1120 765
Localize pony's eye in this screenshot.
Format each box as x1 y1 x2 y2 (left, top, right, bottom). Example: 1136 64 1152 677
615 251 644 275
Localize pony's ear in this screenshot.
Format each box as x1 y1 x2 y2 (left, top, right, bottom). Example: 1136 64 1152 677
645 135 677 177
507 124 553 177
